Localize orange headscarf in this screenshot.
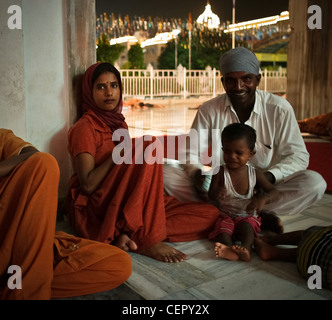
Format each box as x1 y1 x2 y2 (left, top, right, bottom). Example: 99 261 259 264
81 62 128 133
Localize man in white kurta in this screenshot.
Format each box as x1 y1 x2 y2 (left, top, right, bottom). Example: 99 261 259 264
163 47 326 220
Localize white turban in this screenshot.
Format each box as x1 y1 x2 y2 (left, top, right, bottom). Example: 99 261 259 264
219 47 260 76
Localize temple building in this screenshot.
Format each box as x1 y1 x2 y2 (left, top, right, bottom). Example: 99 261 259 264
196 1 221 29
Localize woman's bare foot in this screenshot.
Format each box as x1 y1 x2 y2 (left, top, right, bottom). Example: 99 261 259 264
113 234 138 251
214 242 239 261
259 211 284 234
139 242 187 263
232 245 251 262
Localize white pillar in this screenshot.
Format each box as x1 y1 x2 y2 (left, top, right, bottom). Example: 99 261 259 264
232 0 236 48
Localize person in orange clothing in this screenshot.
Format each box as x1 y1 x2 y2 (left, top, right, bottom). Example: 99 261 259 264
0 129 131 300
65 62 220 263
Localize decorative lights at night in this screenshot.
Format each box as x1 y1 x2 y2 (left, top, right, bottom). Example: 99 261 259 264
141 32 176 48
196 1 220 29
110 36 138 45
224 11 289 33
105 8 289 50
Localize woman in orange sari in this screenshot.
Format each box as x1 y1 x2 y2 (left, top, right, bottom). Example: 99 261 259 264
66 63 220 263
0 129 131 300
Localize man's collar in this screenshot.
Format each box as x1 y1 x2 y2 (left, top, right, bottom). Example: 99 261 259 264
225 90 262 116
253 90 262 115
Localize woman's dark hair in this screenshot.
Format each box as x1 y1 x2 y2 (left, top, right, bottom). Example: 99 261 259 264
222 123 256 151
91 63 122 91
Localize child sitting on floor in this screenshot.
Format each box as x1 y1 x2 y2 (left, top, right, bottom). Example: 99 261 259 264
208 123 280 261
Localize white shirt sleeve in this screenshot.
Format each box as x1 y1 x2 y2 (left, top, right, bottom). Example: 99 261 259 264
185 96 225 170
265 100 309 182
248 91 309 183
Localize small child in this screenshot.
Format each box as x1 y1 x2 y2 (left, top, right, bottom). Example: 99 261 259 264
208 123 280 262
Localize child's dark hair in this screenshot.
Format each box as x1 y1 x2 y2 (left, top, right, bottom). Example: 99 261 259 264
222 123 256 151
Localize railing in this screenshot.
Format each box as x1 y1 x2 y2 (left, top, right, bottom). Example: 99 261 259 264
118 66 287 99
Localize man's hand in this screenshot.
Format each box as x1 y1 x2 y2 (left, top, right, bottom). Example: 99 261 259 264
192 169 209 201
263 171 276 184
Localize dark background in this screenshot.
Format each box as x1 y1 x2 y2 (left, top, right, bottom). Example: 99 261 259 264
96 0 290 22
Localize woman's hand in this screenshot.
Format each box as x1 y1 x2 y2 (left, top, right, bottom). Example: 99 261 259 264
75 152 115 195
0 146 39 178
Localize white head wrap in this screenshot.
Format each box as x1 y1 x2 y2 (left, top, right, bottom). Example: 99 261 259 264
219 47 260 76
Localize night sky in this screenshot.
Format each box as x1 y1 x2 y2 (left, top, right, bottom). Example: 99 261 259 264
96 0 290 22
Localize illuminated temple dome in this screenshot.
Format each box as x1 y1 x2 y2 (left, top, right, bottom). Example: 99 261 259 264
197 1 220 29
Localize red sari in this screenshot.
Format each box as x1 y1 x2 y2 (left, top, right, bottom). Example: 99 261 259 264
66 62 219 251
66 110 220 249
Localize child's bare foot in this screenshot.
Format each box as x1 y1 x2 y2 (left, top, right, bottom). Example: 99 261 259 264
214 242 239 261
139 242 187 263
254 238 276 260
113 234 138 251
232 245 251 262
260 211 284 234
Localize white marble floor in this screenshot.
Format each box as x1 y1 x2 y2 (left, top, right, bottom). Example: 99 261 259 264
58 193 332 300
58 99 332 300
125 193 332 300
122 98 203 137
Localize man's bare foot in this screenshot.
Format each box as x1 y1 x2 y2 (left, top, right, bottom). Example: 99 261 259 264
259 231 279 245
139 242 187 263
214 242 239 261
254 237 297 262
232 245 251 262
260 211 284 234
113 234 138 251
254 238 277 261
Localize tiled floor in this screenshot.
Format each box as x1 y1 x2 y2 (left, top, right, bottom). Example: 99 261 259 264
123 193 332 300
57 99 332 300
122 98 204 137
